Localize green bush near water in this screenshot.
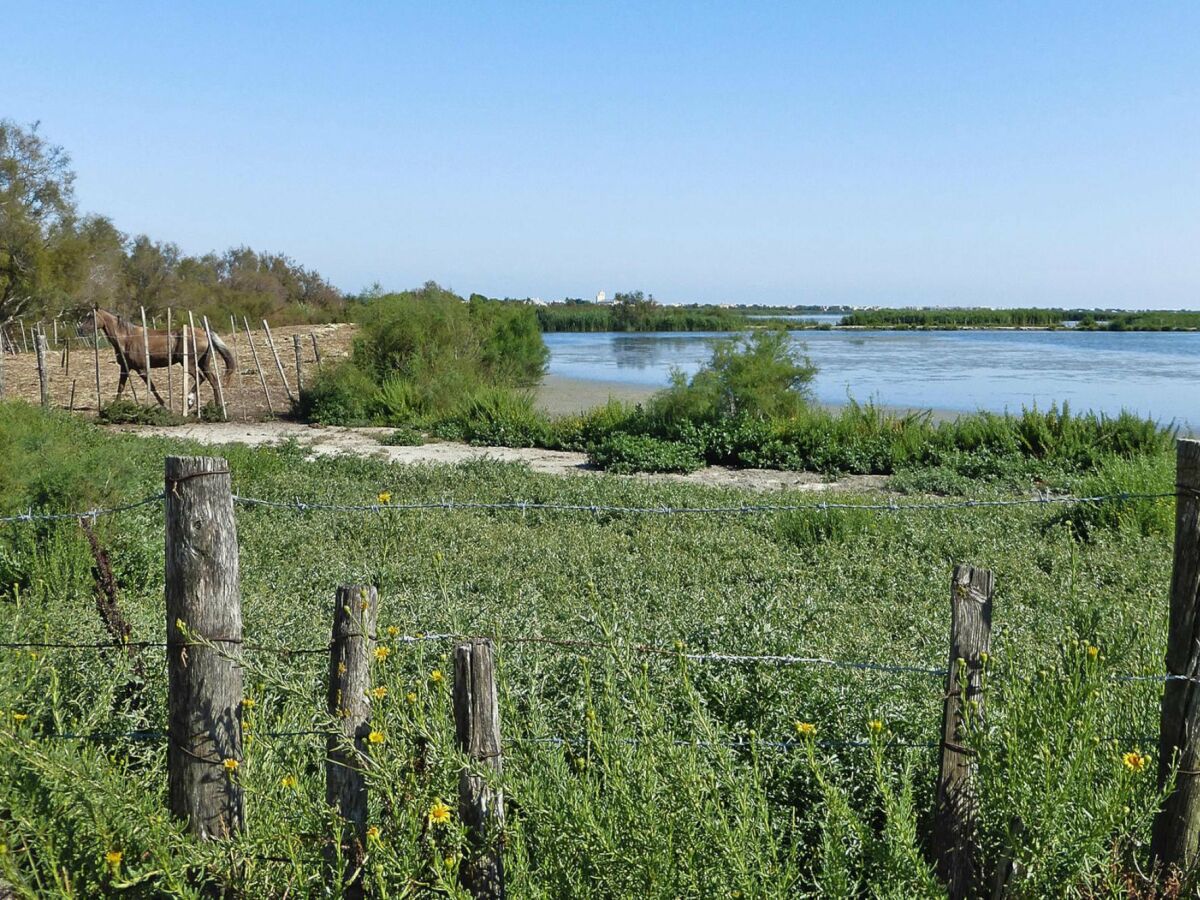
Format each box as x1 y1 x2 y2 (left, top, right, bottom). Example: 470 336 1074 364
0 406 1181 895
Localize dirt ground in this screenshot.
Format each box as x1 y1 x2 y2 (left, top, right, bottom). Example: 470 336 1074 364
2 320 882 493
108 420 886 493
0 321 355 418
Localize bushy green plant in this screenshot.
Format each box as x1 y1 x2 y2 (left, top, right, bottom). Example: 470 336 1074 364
97 399 182 426
293 362 380 425
452 388 550 448
588 433 705 474
378 424 425 446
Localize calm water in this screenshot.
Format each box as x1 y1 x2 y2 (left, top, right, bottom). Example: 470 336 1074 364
545 330 1200 430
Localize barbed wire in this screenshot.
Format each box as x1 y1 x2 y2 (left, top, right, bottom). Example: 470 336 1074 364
0 493 164 525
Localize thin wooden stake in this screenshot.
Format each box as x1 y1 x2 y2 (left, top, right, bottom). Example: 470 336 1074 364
262 320 295 403
325 585 378 898
52 318 58 348
0 337 5 399
69 379 77 412
454 638 506 899
140 306 154 403
92 311 102 412
933 565 994 900
203 316 228 421
19 319 28 353
292 334 304 395
180 323 190 416
311 332 322 371
164 455 244 839
63 334 70 376
1153 438 1200 873
229 315 244 420
166 308 174 413
188 311 201 418
35 330 49 408
243 316 274 416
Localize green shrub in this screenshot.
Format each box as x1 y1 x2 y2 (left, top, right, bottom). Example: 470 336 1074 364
588 433 705 474
546 399 639 452
453 388 550 448
97 399 182 426
378 425 425 446
294 362 380 425
1053 453 1174 539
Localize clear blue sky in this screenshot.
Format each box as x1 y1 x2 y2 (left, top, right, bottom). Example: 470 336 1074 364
6 2 1199 308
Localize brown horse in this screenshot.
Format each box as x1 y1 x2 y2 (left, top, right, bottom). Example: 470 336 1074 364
85 308 236 409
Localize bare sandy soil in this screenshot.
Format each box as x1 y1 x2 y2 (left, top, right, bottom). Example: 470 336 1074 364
110 420 886 494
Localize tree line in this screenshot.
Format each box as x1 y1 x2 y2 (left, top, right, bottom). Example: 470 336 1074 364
0 119 345 331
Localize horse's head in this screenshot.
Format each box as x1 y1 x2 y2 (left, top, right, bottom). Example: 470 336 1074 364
79 307 111 334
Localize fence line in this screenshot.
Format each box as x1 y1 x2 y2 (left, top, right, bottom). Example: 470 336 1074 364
2 631 1191 684
0 489 1180 527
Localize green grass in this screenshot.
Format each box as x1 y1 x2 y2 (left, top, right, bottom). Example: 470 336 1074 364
0 404 1182 896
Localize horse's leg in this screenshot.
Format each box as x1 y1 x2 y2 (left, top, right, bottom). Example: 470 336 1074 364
116 366 129 398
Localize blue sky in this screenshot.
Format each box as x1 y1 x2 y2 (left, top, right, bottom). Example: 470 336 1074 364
6 2 1198 308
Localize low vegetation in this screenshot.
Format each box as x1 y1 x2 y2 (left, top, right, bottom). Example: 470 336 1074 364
842 307 1200 331
0 403 1180 895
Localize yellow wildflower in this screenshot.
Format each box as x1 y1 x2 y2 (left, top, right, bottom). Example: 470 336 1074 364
223 757 239 772
281 775 298 789
444 855 456 869
368 730 385 744
1122 751 1147 773
377 491 391 505
427 798 452 826
406 691 418 704
372 686 388 700
105 849 123 868
1087 645 1099 660
374 646 391 662
794 721 816 738
387 626 399 638
430 669 444 684
12 713 28 723
366 825 381 841
868 719 884 735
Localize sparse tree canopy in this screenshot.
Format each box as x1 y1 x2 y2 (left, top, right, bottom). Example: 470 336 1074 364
0 120 77 326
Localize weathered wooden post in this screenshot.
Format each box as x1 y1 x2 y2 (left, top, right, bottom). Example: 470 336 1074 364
454 638 506 899
325 585 379 898
180 323 190 416
311 332 323 371
188 312 201 417
19 319 28 353
262 320 295 404
1153 438 1200 872
92 310 102 412
292 334 304 395
229 315 245 420
243 316 275 415
202 316 228 420
140 307 154 402
164 455 244 839
35 330 49 408
0 336 5 399
166 308 174 413
933 565 994 900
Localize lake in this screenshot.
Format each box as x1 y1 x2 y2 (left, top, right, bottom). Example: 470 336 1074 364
544 329 1200 430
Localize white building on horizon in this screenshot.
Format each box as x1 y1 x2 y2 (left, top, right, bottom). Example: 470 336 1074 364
596 290 609 304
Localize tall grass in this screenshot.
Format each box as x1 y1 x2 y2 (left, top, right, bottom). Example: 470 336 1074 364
0 407 1182 894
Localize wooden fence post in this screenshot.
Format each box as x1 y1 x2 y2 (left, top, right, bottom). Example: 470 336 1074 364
180 323 190 416
1153 438 1200 873
0 336 5 399
203 316 228 420
262 320 295 404
933 564 994 900
164 455 244 839
92 311 102 412
20 319 28 353
311 332 323 371
188 311 201 417
229 315 244 420
325 585 379 898
166 308 174 413
243 316 275 416
454 638 506 899
292 334 304 395
140 306 154 402
35 331 49 408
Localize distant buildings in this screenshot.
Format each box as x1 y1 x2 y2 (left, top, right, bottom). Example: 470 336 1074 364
596 291 610 305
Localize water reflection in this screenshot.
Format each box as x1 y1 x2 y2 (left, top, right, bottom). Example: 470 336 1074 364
545 329 1200 429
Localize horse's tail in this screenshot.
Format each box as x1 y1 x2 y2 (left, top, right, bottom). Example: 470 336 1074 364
210 332 237 386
